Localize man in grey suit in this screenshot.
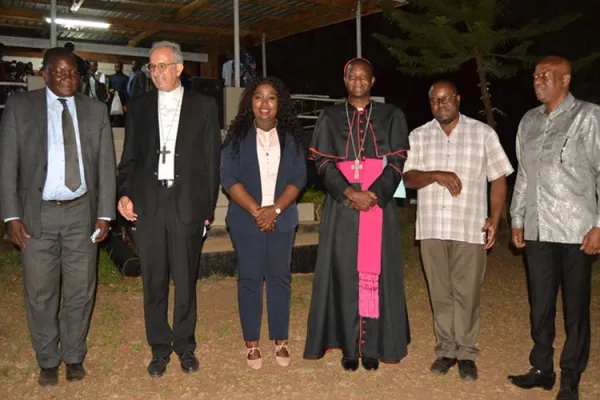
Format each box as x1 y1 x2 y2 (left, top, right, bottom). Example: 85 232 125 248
0 47 116 386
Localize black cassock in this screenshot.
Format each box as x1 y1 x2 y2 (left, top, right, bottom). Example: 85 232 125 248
303 101 411 362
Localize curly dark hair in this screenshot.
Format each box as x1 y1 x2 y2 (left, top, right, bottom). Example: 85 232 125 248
223 76 305 157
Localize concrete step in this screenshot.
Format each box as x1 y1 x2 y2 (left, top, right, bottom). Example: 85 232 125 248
212 201 316 226
202 232 318 254
198 222 319 277
199 230 319 278
206 220 319 239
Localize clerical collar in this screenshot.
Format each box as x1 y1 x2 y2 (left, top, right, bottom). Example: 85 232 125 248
348 98 371 112
159 84 183 98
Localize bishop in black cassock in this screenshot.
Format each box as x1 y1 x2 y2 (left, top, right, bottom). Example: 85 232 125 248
303 58 410 371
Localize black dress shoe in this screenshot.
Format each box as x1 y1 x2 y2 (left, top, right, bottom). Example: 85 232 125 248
507 368 556 390
341 357 359 372
430 357 458 375
147 356 170 378
361 357 379 371
458 360 478 381
38 367 59 387
66 363 86 382
179 351 199 374
556 384 579 400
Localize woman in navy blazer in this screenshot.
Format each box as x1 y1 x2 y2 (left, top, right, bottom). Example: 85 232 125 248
220 77 306 370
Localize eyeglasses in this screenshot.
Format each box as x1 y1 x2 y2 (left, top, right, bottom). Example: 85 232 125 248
429 94 457 106
145 62 178 73
533 71 553 81
51 70 80 80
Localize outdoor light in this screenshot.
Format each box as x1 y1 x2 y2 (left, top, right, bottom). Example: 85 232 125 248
44 17 110 29
70 0 86 13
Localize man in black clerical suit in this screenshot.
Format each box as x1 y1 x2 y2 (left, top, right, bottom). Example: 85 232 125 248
117 41 220 378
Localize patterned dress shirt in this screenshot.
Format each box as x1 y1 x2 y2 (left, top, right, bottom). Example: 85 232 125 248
510 93 600 244
404 114 514 244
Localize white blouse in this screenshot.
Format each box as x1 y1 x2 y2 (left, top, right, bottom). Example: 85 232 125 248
256 127 281 207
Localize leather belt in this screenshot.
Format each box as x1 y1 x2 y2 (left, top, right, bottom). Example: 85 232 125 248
159 179 174 188
46 192 87 205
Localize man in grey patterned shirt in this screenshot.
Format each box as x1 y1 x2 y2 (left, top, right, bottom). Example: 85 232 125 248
508 56 600 400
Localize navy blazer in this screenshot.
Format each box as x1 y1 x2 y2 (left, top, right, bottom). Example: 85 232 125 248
221 127 307 234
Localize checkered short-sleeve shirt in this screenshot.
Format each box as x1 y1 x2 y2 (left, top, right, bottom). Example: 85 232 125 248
403 114 514 244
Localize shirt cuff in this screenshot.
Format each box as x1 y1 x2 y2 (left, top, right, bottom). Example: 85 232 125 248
98 217 112 221
511 216 524 229
595 215 600 228
4 217 20 223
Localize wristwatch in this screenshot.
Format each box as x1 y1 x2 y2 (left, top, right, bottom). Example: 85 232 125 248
274 206 281 215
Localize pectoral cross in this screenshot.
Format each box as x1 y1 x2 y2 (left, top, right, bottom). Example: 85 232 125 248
159 145 171 164
352 159 363 179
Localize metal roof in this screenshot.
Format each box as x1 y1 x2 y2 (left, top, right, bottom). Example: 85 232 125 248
0 0 404 51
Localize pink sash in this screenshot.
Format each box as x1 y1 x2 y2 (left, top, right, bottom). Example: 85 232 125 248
336 158 383 319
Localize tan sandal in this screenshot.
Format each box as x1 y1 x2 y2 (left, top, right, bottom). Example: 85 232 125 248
246 347 262 370
274 340 291 367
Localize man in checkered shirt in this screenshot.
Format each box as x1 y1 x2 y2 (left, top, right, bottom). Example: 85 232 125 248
403 81 514 382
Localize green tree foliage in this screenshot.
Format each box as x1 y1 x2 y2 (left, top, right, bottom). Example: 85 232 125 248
373 0 597 127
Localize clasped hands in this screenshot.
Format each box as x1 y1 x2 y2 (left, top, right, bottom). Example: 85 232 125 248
251 205 278 232
345 188 378 211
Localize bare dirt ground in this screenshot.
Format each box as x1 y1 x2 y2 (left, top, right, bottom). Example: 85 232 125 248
0 209 598 400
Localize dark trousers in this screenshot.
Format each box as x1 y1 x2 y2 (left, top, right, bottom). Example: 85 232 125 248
229 229 295 341
21 197 96 368
525 240 592 383
136 188 204 358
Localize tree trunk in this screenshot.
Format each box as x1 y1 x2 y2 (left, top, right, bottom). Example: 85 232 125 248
475 54 496 129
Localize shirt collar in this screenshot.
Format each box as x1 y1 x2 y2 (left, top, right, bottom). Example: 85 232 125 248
256 126 277 135
46 87 75 107
539 92 575 117
159 83 183 99
434 113 466 133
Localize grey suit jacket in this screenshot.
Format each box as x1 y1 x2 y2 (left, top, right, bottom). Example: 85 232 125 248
0 89 116 238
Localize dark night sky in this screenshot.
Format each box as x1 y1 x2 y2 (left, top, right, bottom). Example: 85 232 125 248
254 0 600 164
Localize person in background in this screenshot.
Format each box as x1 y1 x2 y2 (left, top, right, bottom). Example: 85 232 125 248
108 61 129 126
82 60 108 102
221 76 307 370
127 59 148 100
25 61 35 76
239 38 257 88
63 42 88 79
222 51 234 87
